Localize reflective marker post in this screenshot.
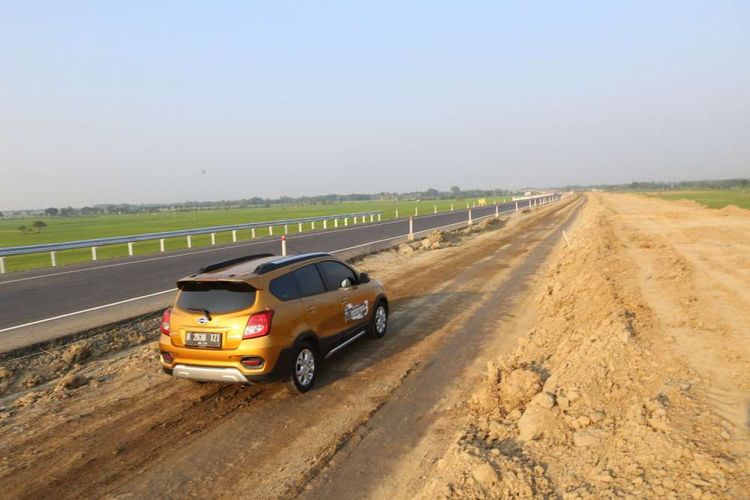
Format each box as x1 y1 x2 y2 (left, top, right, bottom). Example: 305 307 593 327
468 209 473 226
281 236 287 256
408 217 414 241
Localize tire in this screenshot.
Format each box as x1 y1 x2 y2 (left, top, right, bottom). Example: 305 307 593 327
287 341 318 394
369 301 388 339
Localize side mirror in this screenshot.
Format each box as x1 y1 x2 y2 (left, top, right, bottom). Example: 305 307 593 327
358 273 370 284
340 278 353 289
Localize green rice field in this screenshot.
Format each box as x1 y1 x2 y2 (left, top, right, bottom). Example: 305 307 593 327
646 190 750 210
0 197 505 272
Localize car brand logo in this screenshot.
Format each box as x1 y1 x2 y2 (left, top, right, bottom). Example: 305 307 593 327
196 316 209 324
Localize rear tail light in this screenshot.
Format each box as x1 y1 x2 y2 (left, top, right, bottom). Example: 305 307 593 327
241 356 265 368
160 308 171 336
243 310 274 339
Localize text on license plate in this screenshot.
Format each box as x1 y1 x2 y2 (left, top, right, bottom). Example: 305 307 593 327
185 332 222 348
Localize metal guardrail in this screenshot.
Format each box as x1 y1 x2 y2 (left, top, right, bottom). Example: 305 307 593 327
0 210 383 263
0 194 562 273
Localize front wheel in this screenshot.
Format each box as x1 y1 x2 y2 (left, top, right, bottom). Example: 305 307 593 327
370 302 388 338
287 342 318 394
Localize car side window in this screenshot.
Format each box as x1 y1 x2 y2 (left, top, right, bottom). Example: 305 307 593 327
293 264 327 297
317 260 357 290
269 272 300 301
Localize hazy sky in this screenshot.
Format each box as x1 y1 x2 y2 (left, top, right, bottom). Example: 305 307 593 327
1 1 748 210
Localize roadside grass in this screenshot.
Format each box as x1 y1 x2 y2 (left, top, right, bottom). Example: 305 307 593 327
646 190 750 209
0 197 507 272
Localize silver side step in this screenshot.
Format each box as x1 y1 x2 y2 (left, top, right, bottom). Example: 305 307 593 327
325 330 366 359
172 364 249 383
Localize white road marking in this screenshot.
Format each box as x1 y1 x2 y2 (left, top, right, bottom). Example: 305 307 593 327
0 288 177 334
0 208 510 335
0 208 485 286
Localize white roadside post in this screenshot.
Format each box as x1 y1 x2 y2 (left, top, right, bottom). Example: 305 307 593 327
335 219 339 228
466 202 470 209
414 207 418 216
281 236 287 256
284 225 289 235
451 203 454 211
323 219 327 230
515 201 519 212
345 218 348 227
50 251 57 267
354 216 358 225
128 242 134 256
91 246 98 261
312 221 316 229
377 213 381 221
395 209 399 218
211 233 216 245
160 239 165 252
495 205 499 218
269 225 273 236
468 209 473 226
408 217 414 241
251 228 256 239
232 230 237 243
187 235 192 248
0 256 5 274
434 205 437 214
370 214 374 222
298 222 303 232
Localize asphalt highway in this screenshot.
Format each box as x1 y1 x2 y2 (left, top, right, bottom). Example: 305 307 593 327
0 199 550 349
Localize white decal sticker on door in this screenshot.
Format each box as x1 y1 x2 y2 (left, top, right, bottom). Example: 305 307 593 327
344 300 369 322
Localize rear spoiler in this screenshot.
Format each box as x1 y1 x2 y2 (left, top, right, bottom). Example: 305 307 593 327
198 253 274 273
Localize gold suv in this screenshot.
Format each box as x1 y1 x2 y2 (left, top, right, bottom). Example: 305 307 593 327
159 253 388 393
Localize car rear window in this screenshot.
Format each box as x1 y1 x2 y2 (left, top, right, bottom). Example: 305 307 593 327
293 265 327 297
270 273 300 301
177 281 256 314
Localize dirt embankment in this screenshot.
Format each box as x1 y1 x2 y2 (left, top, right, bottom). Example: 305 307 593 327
418 193 750 498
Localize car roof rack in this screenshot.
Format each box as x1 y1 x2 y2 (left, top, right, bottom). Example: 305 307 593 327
254 252 332 275
199 253 275 274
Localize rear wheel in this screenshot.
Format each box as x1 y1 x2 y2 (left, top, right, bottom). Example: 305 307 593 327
287 342 317 394
370 302 388 338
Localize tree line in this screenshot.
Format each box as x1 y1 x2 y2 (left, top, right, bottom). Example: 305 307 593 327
11 187 517 218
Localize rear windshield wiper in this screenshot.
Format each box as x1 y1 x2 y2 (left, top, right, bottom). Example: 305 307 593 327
186 307 212 321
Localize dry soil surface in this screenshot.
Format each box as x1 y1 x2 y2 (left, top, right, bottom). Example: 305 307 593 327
0 196 582 499
415 193 750 498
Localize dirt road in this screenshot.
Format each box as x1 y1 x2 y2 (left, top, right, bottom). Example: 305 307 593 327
0 196 582 499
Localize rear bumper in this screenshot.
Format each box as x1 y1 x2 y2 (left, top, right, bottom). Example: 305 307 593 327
160 346 295 384
171 364 250 383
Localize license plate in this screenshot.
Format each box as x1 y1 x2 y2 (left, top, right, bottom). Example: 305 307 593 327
185 332 222 348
